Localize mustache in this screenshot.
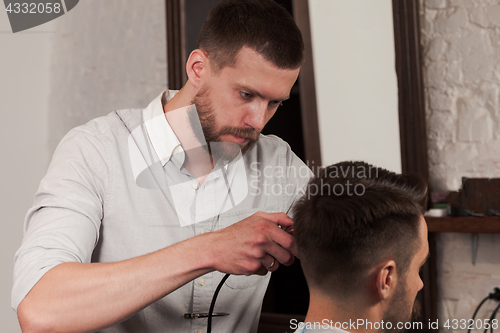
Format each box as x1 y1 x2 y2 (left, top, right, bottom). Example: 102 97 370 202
218 126 260 141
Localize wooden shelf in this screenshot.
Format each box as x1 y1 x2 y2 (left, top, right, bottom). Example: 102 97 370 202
425 216 500 233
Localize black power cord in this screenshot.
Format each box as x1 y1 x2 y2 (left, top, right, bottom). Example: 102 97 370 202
484 302 500 333
469 296 492 333
468 288 500 333
207 273 231 333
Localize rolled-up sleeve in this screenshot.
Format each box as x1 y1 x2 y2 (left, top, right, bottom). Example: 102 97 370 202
12 125 108 310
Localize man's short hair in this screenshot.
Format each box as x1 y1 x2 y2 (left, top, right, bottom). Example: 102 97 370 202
293 161 427 297
197 0 304 71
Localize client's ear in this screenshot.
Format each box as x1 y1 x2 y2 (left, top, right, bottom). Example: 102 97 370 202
376 260 397 300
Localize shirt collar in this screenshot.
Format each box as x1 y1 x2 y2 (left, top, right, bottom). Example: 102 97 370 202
143 90 182 166
143 91 235 172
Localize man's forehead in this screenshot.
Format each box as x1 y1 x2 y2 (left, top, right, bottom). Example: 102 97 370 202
231 46 301 73
232 46 274 68
207 46 263 72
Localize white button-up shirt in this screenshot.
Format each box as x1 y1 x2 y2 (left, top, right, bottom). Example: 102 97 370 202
13 91 312 333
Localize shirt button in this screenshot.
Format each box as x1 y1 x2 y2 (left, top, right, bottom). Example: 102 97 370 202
200 229 205 234
200 278 205 286
192 182 199 190
198 329 204 333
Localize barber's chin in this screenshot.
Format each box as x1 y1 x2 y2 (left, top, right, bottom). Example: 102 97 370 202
208 142 242 163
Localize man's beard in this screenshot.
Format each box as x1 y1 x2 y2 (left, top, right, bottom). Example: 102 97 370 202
190 85 260 163
382 277 422 333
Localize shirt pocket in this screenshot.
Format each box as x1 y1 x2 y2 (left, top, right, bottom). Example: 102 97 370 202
218 205 279 289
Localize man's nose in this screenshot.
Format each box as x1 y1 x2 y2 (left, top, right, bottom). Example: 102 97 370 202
244 101 268 132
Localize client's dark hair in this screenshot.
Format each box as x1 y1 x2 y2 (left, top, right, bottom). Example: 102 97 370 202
197 0 304 71
293 161 427 297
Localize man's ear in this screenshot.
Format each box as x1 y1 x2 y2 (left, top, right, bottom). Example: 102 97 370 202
376 260 397 301
186 49 209 89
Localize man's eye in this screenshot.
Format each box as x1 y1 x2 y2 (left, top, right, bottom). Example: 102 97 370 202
240 91 252 99
270 101 283 107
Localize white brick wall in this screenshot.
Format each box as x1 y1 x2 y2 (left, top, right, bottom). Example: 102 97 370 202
421 0 500 331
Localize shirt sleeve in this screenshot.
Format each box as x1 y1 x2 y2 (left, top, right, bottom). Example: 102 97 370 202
11 125 108 311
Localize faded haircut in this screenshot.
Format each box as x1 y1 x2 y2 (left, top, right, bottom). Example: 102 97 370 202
293 161 427 297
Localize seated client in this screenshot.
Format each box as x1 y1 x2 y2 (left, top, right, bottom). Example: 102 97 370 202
292 161 429 333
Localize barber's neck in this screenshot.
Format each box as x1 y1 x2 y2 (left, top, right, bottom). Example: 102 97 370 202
164 83 196 113
164 83 214 185
305 288 384 333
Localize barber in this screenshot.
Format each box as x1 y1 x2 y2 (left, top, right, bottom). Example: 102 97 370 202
12 1 312 332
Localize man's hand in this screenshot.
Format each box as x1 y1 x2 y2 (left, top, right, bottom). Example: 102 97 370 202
16 212 297 333
207 212 298 276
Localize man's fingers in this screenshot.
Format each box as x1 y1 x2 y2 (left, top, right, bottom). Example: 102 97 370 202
255 266 270 276
262 255 279 272
289 242 299 259
253 212 299 260
213 212 298 276
266 240 297 266
264 222 299 258
255 212 293 228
